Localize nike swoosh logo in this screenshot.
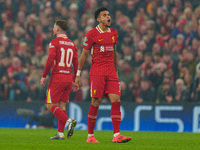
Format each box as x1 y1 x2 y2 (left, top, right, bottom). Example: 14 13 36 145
98 39 103 41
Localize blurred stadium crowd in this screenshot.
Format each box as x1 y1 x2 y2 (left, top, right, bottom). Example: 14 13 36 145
1 0 200 104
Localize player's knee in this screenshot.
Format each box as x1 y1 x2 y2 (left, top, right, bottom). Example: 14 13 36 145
110 97 121 103
46 104 52 111
58 103 66 110
108 94 121 103
92 98 101 107
46 103 56 111
115 98 121 102
92 101 100 107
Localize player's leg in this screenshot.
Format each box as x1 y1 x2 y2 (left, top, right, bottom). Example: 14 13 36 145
58 101 77 138
52 82 76 139
46 83 70 139
106 75 132 143
57 101 66 138
86 97 102 143
108 93 132 143
25 116 38 129
86 76 105 143
46 103 69 139
46 103 63 139
46 101 69 123
108 93 121 135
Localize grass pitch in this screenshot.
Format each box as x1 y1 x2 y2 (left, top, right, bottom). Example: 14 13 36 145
0 129 200 150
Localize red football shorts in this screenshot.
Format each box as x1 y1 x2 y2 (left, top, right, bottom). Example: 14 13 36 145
89 75 121 98
46 82 72 104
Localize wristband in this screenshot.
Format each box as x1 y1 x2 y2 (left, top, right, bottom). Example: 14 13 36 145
76 70 81 76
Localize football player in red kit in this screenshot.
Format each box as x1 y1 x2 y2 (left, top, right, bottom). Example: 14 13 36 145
40 20 78 140
75 7 132 143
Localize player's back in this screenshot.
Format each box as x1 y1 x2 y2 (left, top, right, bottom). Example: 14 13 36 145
50 34 77 82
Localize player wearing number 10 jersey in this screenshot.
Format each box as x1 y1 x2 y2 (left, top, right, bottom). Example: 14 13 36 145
40 20 78 140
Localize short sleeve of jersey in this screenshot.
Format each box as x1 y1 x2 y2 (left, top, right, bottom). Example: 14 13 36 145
83 31 94 50
48 39 57 55
42 39 57 78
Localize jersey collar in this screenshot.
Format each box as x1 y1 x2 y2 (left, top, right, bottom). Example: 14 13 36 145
57 34 68 38
96 25 111 33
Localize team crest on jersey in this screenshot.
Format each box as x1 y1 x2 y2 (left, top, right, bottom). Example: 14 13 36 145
93 90 96 95
112 36 115 43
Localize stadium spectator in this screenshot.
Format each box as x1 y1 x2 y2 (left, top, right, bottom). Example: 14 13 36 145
121 44 134 65
182 51 196 77
120 81 133 102
192 70 200 102
26 80 42 103
129 72 141 102
0 57 10 79
184 74 194 101
0 75 9 100
24 104 56 129
118 59 134 85
156 81 175 104
174 78 189 102
140 52 154 79
9 82 28 101
132 51 143 71
135 79 156 103
7 56 22 79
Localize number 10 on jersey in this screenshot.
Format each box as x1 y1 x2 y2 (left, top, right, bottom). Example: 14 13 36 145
58 47 73 67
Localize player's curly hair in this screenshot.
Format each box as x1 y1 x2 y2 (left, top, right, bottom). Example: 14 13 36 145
56 20 69 31
95 7 108 20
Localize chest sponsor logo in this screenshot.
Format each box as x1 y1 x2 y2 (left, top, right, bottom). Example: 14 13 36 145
100 46 105 52
100 46 114 52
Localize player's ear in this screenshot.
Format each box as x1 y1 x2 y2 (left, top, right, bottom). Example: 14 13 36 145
56 26 60 32
97 17 100 23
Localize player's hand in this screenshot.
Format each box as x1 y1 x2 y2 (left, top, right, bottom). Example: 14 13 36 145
40 77 46 87
75 76 81 87
72 82 79 92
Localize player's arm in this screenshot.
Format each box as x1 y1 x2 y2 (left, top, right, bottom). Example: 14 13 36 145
113 29 118 75
75 48 90 86
114 44 118 74
40 43 56 87
72 47 78 81
72 47 79 92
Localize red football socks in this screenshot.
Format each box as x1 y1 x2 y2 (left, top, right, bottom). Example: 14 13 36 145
51 106 69 123
111 102 121 134
88 105 99 134
58 110 68 132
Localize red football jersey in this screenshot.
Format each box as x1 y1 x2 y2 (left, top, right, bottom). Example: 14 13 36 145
83 25 118 76
42 34 78 82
